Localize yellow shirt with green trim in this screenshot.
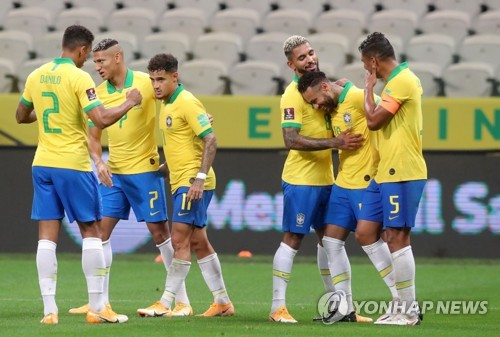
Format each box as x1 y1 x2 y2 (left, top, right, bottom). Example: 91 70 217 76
332 82 379 189
281 76 334 186
21 58 101 171
376 62 427 183
159 84 215 193
94 70 159 174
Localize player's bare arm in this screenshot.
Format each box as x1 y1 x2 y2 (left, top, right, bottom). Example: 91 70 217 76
87 88 142 128
283 127 363 151
88 126 113 187
187 132 217 203
363 61 394 130
15 101 37 124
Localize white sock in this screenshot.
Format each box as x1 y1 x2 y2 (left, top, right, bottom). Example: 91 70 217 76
198 253 230 305
392 246 416 312
102 239 112 305
157 239 190 306
362 238 398 299
160 258 191 309
317 244 335 292
37 240 58 315
82 237 105 312
271 242 297 312
323 237 353 313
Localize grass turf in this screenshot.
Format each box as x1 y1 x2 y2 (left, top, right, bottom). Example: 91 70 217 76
0 254 498 337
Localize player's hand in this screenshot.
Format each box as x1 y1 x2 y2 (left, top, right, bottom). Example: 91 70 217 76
187 179 204 203
364 59 377 89
207 113 214 126
126 88 142 106
96 161 113 187
335 127 364 150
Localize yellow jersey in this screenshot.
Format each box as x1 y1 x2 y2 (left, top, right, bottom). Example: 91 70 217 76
159 84 215 193
95 69 159 174
332 82 379 189
376 62 427 182
21 58 102 171
281 76 334 186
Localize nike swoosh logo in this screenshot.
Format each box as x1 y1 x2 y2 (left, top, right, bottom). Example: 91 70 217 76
178 212 189 216
388 215 399 220
150 211 160 216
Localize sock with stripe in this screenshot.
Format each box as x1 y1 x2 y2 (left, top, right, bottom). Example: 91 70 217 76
317 244 335 292
392 246 416 312
362 238 398 299
271 242 297 313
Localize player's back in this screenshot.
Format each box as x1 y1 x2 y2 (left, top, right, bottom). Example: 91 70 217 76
22 58 101 171
281 78 334 186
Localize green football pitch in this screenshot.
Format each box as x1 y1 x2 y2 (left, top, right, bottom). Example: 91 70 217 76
0 254 498 337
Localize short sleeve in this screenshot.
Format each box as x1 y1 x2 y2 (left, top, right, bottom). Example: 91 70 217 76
185 98 212 138
75 71 102 113
280 89 303 129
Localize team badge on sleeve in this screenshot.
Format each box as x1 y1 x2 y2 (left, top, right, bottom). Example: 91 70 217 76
284 107 295 120
197 114 210 127
86 88 97 101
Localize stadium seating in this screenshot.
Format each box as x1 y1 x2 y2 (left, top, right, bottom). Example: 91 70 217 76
224 0 271 19
128 58 150 73
120 0 168 15
368 10 419 44
340 62 385 95
443 62 496 97
246 32 289 71
315 10 367 44
483 0 500 10
0 58 16 93
81 60 102 86
352 34 404 62
262 9 312 36
171 0 221 20
211 8 261 45
378 0 430 18
407 62 444 97
193 32 243 67
0 30 33 71
0 1 15 27
159 8 207 46
433 0 482 17
327 0 376 19
36 31 64 59
420 10 471 45
229 61 282 95
71 0 117 20
308 33 349 71
4 7 53 41
55 7 104 34
459 34 500 73
180 60 229 95
19 0 67 14
108 8 158 49
474 10 500 36
275 0 325 18
142 32 191 63
406 34 456 69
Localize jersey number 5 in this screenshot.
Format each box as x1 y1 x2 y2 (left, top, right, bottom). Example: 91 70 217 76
42 91 61 134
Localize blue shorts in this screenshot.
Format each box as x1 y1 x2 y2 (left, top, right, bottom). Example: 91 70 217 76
31 166 102 223
324 185 366 232
281 181 331 234
171 187 214 228
100 171 168 223
359 179 426 229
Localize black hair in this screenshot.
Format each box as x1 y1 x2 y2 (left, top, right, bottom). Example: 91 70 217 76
62 25 94 50
358 32 395 60
92 38 119 52
297 71 328 93
147 53 178 73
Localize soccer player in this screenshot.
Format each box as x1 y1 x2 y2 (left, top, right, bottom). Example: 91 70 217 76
355 32 427 326
15 25 142 324
269 35 364 324
144 53 234 317
297 70 382 323
67 39 192 318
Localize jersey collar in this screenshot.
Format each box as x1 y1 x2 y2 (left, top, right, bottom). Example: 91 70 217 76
53 58 75 66
106 69 134 94
293 74 299 83
387 62 408 83
164 84 184 105
338 81 353 104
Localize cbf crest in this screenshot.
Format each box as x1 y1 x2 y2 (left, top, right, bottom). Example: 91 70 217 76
296 213 305 226
343 112 351 124
166 115 173 128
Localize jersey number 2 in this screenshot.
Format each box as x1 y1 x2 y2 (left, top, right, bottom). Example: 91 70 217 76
42 91 61 134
